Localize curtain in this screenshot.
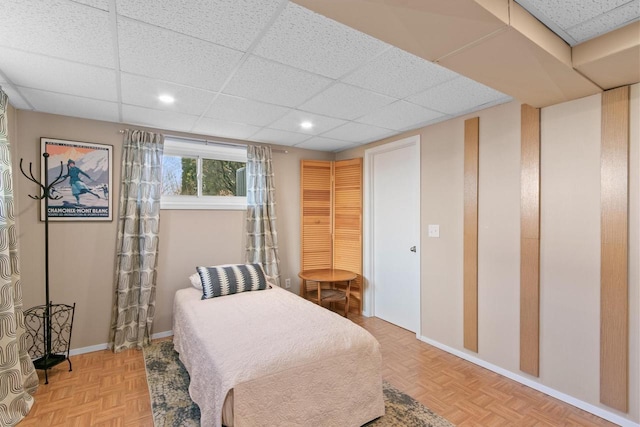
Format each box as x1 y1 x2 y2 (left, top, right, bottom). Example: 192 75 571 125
109 130 164 352
245 145 281 286
0 89 38 425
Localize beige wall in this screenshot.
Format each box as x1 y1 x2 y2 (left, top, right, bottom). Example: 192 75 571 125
539 94 601 402
9 86 639 422
476 101 522 372
420 120 465 349
12 110 331 348
337 85 639 422
15 112 123 351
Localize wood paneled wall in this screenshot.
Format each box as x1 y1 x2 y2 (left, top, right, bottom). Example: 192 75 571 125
464 117 479 353
600 86 629 412
520 104 541 377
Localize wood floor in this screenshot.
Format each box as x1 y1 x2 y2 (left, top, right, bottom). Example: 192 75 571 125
20 314 615 427
19 346 154 427
350 316 616 427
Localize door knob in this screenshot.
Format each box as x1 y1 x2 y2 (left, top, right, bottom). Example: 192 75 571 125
410 246 416 252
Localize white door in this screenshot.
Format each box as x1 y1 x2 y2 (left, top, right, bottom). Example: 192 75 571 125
365 136 420 333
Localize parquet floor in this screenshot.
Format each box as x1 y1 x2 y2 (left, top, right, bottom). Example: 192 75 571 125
351 316 616 427
20 315 616 426
19 345 155 427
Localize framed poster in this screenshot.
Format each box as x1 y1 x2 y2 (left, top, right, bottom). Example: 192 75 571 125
41 138 113 221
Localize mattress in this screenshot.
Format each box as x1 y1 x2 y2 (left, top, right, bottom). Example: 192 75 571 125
173 285 385 427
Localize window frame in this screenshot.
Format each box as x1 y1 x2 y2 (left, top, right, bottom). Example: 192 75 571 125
160 138 247 210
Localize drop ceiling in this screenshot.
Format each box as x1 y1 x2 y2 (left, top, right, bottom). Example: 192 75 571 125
0 0 638 153
515 0 639 46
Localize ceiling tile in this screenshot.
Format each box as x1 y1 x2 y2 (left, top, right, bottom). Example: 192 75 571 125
407 76 510 115
294 136 356 152
253 3 389 79
20 87 119 122
250 128 311 146
299 83 396 120
116 0 283 51
121 73 216 116
268 110 347 135
192 117 261 140
321 122 395 144
118 19 243 91
514 0 639 45
0 0 114 68
342 47 459 99
122 105 199 132
356 100 445 131
0 47 117 102
70 0 109 11
223 56 332 107
0 84 32 110
204 94 289 127
6 0 626 153
566 1 640 43
516 0 631 30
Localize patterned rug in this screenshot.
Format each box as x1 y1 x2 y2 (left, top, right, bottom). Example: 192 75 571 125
143 340 454 427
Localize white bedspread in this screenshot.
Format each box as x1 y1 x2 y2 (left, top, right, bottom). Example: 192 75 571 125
173 286 384 427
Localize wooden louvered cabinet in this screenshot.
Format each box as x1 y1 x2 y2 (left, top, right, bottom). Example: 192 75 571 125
300 158 363 314
301 160 333 271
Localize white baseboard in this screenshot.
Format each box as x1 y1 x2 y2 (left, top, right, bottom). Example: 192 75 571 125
418 335 639 427
68 330 173 356
69 343 108 356
151 330 174 340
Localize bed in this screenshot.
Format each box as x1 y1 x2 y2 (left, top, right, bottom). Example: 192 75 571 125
173 281 385 427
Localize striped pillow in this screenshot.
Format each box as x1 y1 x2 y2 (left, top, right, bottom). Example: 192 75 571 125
197 264 268 299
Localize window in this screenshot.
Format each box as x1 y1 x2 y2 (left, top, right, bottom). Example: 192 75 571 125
161 137 247 210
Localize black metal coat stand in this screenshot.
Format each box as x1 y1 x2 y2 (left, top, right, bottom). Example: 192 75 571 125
20 153 75 384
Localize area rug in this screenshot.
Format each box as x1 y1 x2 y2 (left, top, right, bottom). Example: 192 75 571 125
143 340 454 427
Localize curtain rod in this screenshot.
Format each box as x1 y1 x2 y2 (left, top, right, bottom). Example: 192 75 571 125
118 129 288 154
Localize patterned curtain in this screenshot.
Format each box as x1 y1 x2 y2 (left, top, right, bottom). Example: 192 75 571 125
109 130 164 352
245 145 281 286
0 89 38 425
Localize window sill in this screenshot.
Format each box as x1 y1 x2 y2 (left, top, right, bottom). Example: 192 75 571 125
161 196 247 210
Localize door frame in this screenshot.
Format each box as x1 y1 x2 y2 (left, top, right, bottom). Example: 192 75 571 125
363 135 421 335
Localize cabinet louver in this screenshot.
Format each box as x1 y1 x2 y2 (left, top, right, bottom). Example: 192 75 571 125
301 160 333 271
300 158 363 313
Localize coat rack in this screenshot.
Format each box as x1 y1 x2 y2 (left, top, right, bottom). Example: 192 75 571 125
20 152 75 384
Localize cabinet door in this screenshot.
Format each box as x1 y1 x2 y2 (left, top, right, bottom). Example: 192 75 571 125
300 160 333 273
333 158 363 313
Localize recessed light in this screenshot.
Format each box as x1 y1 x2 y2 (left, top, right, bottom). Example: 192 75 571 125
300 121 313 130
158 94 175 104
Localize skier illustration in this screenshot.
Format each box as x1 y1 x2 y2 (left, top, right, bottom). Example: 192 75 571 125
61 159 101 204
100 184 109 199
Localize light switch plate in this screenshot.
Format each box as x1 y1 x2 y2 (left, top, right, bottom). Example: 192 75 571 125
428 224 440 238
